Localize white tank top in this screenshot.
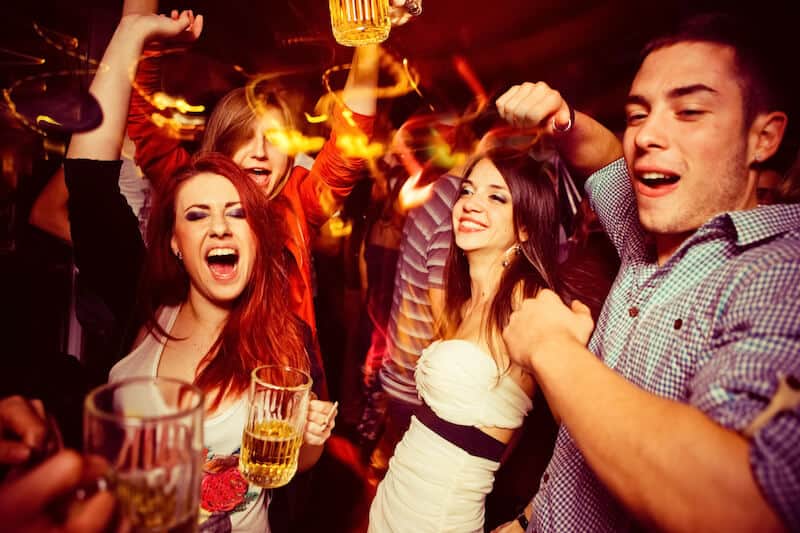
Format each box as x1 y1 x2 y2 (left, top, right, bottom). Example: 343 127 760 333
109 306 269 532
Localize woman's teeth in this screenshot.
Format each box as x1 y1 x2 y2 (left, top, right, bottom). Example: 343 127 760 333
460 220 485 230
208 247 236 257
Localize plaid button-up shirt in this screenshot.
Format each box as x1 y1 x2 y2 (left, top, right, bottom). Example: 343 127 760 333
531 159 800 532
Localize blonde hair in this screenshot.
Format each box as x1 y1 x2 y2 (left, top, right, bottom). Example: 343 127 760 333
200 86 297 199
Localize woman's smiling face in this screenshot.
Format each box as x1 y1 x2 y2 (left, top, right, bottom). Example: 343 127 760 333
452 157 518 257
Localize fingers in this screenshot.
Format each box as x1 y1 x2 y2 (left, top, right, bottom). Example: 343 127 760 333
0 450 83 520
304 400 337 445
151 10 202 42
0 396 47 454
190 14 204 39
63 489 116 533
0 442 32 464
389 0 421 26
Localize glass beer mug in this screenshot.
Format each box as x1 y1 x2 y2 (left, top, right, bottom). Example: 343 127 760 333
239 365 312 488
84 377 205 532
329 0 391 46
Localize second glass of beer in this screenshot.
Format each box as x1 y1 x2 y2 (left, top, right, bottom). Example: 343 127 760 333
239 365 312 488
329 0 391 46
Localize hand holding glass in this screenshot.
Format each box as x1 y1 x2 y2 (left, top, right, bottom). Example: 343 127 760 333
329 0 391 46
83 377 204 532
239 365 311 488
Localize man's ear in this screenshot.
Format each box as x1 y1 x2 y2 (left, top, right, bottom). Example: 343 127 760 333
750 111 787 165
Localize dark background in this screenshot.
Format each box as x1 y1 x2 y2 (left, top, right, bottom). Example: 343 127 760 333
2 0 797 131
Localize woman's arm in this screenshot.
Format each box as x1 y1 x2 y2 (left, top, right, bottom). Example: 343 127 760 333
29 167 71 243
64 11 201 338
67 12 201 160
297 44 380 230
124 1 195 190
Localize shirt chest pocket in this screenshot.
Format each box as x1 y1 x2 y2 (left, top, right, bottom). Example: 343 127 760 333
619 299 707 400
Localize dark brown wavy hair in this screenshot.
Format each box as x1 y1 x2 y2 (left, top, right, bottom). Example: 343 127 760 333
438 148 568 370
137 152 307 408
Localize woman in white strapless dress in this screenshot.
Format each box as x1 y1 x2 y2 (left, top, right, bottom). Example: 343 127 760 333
369 148 569 532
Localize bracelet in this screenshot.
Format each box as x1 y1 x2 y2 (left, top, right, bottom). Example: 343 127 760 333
516 511 529 531
551 105 575 133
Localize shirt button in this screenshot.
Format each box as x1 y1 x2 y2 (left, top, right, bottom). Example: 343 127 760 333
542 473 550 483
674 318 683 330
628 307 639 317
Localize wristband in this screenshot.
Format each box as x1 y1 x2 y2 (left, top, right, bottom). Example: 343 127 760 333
516 511 529 531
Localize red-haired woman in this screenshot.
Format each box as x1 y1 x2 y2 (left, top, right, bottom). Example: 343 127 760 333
65 11 336 531
126 0 420 398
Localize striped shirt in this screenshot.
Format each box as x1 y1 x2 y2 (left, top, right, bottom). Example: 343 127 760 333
380 174 461 404
531 159 800 532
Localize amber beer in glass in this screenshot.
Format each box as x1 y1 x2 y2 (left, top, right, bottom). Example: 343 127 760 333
329 0 391 46
239 365 311 488
84 377 205 532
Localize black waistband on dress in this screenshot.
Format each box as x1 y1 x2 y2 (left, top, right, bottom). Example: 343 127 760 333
414 402 506 462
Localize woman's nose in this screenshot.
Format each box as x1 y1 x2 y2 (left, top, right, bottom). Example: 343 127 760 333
462 195 482 212
252 132 268 159
209 212 231 236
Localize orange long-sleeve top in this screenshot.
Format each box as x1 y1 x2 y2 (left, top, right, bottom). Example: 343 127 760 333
127 54 374 399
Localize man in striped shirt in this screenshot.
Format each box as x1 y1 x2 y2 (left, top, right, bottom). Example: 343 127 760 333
371 173 461 473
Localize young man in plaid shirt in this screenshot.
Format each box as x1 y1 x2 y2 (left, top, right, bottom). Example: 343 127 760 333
495 12 799 533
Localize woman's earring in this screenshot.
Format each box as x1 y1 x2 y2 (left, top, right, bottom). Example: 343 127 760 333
502 244 521 268
174 249 183 261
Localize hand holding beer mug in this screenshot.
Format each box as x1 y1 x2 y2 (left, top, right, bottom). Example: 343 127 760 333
329 0 421 46
84 377 204 532
239 365 311 488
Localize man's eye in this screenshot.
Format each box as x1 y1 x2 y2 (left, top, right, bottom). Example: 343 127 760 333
677 109 704 119
459 187 473 196
185 211 207 221
626 112 646 126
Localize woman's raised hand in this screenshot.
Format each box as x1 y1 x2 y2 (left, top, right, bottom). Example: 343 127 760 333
119 9 203 47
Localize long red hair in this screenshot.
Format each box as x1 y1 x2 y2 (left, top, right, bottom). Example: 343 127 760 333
137 152 307 407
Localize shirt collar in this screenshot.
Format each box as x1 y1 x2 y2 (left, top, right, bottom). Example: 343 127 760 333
724 203 800 246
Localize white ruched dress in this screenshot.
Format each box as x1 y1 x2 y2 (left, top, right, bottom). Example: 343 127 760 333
368 339 533 533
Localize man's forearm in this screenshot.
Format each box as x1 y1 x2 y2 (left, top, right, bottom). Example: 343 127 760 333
555 111 622 180
531 338 784 532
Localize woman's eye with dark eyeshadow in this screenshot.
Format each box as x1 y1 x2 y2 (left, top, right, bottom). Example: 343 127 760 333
227 207 246 219
185 210 208 221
